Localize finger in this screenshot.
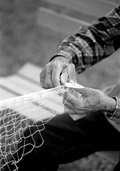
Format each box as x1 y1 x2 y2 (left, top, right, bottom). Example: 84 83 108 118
60 68 69 85
64 101 75 114
63 91 72 104
74 87 91 96
67 63 77 82
52 64 62 87
63 91 78 105
64 101 85 117
64 105 75 114
40 69 45 88
44 67 53 89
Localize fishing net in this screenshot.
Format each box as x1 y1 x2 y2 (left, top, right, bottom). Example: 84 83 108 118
0 85 69 171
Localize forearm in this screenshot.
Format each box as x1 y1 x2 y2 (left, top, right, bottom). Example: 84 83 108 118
50 5 120 74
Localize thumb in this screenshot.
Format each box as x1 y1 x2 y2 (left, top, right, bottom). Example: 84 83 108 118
61 68 69 84
74 87 90 97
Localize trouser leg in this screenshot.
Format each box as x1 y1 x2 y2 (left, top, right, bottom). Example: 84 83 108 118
41 111 120 163
3 111 120 171
114 161 120 171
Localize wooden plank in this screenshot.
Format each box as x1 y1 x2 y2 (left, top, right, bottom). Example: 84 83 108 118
6 75 43 92
18 62 42 84
0 63 42 103
44 0 117 19
0 78 17 100
102 0 119 4
0 78 32 95
37 7 89 35
0 87 16 100
0 75 43 97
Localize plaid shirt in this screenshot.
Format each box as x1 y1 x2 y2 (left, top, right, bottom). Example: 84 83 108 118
51 5 120 74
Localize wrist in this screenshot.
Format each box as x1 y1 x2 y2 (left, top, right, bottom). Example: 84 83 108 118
50 55 68 62
50 56 71 66
104 96 116 113
52 56 69 63
106 97 120 122
50 50 73 63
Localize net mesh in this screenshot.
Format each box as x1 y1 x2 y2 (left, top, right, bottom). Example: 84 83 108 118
0 85 69 171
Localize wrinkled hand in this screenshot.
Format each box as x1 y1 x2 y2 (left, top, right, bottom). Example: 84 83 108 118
63 86 116 116
40 57 70 89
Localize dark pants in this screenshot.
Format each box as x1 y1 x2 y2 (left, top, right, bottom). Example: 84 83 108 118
4 112 120 171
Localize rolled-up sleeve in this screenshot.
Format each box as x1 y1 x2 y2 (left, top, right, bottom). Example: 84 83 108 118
50 5 120 74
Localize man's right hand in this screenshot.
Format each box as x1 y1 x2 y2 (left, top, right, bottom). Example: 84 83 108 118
40 57 70 89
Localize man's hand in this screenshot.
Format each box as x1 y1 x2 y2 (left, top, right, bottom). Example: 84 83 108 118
63 86 116 116
40 57 70 89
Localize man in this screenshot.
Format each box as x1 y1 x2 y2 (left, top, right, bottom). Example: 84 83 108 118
40 4 120 171
4 5 120 171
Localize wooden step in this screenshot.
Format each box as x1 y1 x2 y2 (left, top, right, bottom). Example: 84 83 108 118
0 83 17 100
18 62 42 84
37 7 89 35
43 0 117 19
101 0 119 4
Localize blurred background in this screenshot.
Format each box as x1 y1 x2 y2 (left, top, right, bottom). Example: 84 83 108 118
1 0 120 91
0 0 120 170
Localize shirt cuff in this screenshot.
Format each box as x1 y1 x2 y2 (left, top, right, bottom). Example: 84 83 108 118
50 50 73 62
